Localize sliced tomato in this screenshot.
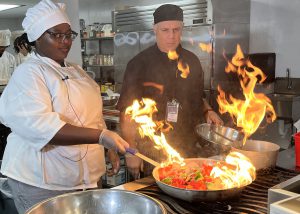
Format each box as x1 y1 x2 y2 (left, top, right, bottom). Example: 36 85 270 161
202 163 213 177
158 164 174 180
188 180 207 190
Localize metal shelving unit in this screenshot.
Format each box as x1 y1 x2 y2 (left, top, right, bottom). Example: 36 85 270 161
81 36 114 84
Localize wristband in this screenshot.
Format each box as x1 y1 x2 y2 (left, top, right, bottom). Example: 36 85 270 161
125 148 138 157
203 109 213 115
98 128 108 145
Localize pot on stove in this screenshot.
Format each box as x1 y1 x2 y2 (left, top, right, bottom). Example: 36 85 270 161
152 158 252 202
231 139 280 170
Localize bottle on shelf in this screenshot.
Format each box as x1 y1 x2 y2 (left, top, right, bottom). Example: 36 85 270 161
80 25 115 86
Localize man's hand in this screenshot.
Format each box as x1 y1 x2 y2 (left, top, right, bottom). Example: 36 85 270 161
106 149 120 176
125 154 143 180
205 110 224 125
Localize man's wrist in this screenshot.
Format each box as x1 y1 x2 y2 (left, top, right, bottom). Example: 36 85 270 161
203 108 213 115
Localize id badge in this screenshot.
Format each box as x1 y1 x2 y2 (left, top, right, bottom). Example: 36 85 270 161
166 100 179 123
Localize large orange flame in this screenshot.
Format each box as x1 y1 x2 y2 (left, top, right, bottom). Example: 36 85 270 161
217 44 276 142
126 98 256 188
167 50 190 78
125 98 185 165
211 151 256 188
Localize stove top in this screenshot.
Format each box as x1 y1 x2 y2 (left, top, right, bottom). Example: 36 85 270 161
137 167 299 214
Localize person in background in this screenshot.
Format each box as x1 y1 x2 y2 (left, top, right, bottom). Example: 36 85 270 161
117 4 223 179
0 29 16 85
13 33 33 66
0 0 128 213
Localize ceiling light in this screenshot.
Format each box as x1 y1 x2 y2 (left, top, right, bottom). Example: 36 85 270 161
0 4 21 12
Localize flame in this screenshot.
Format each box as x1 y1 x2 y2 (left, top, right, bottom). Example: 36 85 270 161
167 50 179 60
126 98 256 188
125 98 184 165
167 50 190 79
210 151 256 189
177 60 190 78
199 42 212 53
217 44 276 141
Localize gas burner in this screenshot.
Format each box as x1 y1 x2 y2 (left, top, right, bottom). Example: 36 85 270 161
138 167 299 214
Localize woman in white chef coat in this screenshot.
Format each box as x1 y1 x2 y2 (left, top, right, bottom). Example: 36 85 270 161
0 0 129 213
0 29 16 85
13 33 33 67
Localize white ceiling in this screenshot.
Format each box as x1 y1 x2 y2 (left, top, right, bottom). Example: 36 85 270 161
0 0 102 18
0 0 40 18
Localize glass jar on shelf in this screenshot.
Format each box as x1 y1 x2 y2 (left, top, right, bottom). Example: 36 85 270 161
82 30 88 38
94 22 102 38
83 55 89 64
88 24 96 38
103 55 108 66
107 55 113 66
99 55 103 65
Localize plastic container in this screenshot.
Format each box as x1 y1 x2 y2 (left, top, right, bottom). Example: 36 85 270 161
294 132 300 167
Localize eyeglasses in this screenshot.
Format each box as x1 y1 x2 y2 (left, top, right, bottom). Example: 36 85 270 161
46 30 78 42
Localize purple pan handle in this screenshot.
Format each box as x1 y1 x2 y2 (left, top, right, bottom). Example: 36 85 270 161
126 147 137 155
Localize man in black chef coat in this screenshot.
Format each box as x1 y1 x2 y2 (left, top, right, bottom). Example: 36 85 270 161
117 4 223 179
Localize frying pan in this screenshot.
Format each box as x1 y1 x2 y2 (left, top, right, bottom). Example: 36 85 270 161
152 158 254 202
195 123 245 157
195 123 244 148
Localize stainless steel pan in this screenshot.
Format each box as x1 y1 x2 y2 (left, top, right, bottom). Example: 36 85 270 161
152 158 251 202
25 189 167 214
195 123 245 157
195 123 244 148
231 140 280 170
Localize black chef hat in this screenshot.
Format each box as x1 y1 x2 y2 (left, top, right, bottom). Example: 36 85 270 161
153 4 183 24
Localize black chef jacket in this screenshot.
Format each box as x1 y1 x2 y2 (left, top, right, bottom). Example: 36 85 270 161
117 44 205 158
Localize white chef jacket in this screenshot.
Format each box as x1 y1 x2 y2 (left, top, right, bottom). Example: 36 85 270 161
0 53 106 190
0 51 16 85
15 52 32 67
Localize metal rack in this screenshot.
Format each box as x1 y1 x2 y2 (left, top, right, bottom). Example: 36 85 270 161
81 36 115 84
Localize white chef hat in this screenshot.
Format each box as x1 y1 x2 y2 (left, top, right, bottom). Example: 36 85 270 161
22 0 71 42
0 29 11 46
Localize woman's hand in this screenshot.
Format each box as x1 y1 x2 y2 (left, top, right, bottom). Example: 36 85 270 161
99 129 129 154
106 149 120 176
18 44 28 56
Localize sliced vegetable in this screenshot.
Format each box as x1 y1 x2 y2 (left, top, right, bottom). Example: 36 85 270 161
158 162 226 190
